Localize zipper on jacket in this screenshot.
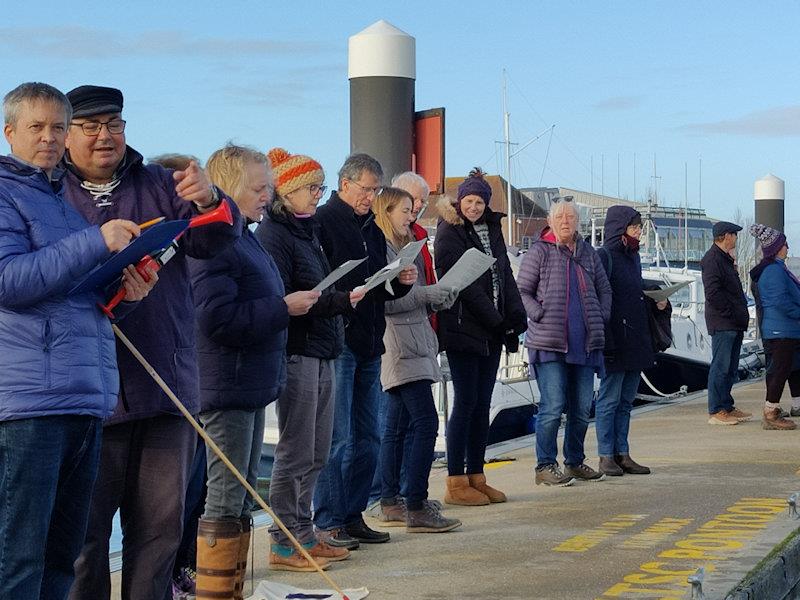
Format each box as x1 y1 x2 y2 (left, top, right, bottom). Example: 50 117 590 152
43 319 52 387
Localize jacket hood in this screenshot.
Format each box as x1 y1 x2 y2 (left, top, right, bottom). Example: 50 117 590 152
436 196 504 227
603 205 640 246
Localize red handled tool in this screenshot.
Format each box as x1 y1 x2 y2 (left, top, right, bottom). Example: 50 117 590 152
99 200 234 318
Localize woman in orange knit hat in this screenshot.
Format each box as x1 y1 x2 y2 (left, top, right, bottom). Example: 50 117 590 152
256 148 366 570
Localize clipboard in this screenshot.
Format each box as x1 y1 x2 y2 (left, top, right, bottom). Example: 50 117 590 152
69 220 188 295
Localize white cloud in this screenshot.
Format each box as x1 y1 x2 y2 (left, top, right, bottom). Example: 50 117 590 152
679 106 800 137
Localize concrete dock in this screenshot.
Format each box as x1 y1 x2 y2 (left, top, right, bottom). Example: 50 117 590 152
113 379 800 599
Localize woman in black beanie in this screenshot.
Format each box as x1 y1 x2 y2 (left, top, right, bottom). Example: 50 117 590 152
434 168 526 506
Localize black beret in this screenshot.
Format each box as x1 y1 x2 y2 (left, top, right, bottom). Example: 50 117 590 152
712 221 742 237
66 85 123 119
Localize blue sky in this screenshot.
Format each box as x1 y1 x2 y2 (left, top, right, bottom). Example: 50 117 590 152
2 1 799 240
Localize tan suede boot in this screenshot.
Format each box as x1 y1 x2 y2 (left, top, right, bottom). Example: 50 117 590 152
196 518 241 600
444 474 490 506
233 517 251 600
467 473 507 503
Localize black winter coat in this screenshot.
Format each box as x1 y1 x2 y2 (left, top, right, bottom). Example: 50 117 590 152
700 244 749 334
188 223 288 412
434 199 527 356
315 192 410 358
599 206 656 372
256 205 351 359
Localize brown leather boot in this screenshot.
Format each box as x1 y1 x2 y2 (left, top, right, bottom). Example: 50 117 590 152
233 517 251 600
444 475 490 506
763 407 797 430
615 454 651 475
196 518 241 600
467 472 507 503
599 456 623 476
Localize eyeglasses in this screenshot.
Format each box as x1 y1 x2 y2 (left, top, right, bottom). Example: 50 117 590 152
308 184 327 196
552 195 574 203
349 179 383 196
70 119 126 136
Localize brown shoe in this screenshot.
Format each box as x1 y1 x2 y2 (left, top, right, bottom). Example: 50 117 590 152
269 545 330 572
599 456 623 476
708 410 739 425
615 454 651 475
763 407 797 430
444 475 490 506
467 473 507 503
373 501 405 527
729 408 753 422
306 541 350 562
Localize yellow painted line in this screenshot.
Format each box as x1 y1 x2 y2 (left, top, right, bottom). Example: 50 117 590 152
597 497 786 598
484 460 514 470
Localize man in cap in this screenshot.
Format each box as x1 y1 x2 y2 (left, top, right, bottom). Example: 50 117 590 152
0 82 153 600
61 85 241 600
700 221 753 426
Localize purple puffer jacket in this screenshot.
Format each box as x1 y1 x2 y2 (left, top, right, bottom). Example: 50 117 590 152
61 147 242 425
518 227 612 353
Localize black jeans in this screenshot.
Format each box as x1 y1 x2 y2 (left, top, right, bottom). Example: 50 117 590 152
764 338 800 403
445 346 502 476
379 380 438 511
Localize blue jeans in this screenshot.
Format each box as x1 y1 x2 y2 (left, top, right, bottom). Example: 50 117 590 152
708 330 743 414
596 370 641 456
534 361 595 467
369 390 410 505
0 415 101 600
313 345 382 530
445 347 502 476
380 380 438 511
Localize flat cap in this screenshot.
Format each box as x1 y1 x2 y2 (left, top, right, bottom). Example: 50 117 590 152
712 221 743 237
66 85 123 119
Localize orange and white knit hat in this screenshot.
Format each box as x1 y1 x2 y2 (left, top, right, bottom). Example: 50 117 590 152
267 148 324 197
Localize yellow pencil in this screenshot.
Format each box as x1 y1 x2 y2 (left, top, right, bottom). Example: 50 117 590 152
138 217 165 230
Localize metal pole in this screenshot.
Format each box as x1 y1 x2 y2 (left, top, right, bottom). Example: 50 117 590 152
503 70 513 244
684 162 689 271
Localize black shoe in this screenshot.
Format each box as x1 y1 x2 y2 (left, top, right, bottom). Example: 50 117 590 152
345 517 390 543
599 456 623 476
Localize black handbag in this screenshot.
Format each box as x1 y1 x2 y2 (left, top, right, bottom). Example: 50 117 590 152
646 295 673 352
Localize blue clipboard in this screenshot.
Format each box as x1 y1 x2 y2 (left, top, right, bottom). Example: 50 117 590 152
69 220 189 295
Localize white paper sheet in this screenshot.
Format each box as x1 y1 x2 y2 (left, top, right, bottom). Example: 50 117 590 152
312 258 366 292
437 248 496 292
643 280 691 303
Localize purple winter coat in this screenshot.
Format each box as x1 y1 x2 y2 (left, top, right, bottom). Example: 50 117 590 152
61 147 242 425
518 227 612 353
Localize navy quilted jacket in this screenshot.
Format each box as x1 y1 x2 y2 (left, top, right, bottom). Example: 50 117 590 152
0 155 118 421
189 223 288 412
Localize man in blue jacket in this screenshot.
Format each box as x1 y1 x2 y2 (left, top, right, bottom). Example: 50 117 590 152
312 154 416 549
700 221 752 426
60 86 241 600
0 82 151 600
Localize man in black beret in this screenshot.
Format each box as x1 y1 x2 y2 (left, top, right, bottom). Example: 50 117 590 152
700 220 753 426
61 85 242 600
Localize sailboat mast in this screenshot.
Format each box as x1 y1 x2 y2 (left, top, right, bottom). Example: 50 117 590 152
503 70 513 244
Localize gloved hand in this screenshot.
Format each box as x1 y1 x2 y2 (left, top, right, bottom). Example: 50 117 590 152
504 331 520 354
422 283 455 307
431 286 459 312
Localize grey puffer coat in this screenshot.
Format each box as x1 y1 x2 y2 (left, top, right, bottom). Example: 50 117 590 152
381 243 441 391
518 227 612 353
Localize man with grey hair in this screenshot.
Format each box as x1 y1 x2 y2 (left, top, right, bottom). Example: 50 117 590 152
0 82 151 600
312 153 417 548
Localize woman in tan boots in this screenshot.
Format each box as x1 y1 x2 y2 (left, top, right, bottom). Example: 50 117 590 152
189 145 321 599
433 169 527 505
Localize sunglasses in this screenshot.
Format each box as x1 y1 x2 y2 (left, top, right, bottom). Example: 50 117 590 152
551 196 574 203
